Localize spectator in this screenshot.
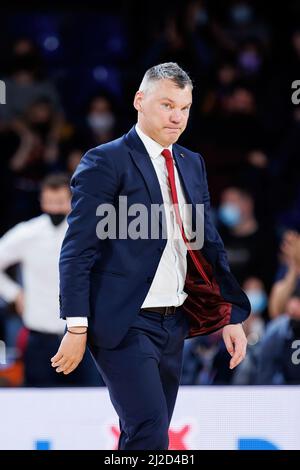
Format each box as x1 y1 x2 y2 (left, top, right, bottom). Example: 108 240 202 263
181 331 233 385
78 93 119 150
1 98 64 226
269 231 300 318
256 293 300 385
218 186 277 289
0 38 63 125
194 85 266 202
0 173 101 387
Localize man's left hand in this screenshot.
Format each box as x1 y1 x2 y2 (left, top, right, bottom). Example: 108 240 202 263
222 323 247 369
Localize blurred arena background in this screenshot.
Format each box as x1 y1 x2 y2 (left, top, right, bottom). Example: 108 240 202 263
0 0 300 450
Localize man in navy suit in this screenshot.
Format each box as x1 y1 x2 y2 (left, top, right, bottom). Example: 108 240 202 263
51 62 250 450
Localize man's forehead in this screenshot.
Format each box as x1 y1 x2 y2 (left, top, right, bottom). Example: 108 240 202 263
42 187 70 197
150 80 192 103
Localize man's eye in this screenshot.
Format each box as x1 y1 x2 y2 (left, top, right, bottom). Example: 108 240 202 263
162 103 171 109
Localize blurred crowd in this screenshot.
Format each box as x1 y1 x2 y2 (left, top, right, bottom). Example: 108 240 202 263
0 0 300 386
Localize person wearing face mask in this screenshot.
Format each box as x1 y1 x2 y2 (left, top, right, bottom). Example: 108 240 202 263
0 173 101 386
232 277 267 385
82 93 117 149
218 186 277 290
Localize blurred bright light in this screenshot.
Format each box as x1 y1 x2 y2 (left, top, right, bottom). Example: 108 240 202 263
93 66 108 82
43 36 59 51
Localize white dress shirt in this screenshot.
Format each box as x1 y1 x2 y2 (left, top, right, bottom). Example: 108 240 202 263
0 214 67 335
67 124 192 327
136 125 190 308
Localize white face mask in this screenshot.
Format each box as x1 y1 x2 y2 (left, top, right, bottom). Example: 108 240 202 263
87 112 115 133
218 203 242 227
246 289 267 314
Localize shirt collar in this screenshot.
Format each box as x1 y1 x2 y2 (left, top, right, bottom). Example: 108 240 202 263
135 124 172 160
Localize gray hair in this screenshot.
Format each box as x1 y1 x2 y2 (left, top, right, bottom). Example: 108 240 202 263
139 62 193 93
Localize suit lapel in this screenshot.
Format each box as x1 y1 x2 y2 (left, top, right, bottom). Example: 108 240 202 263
125 127 166 231
125 127 200 235
129 148 164 207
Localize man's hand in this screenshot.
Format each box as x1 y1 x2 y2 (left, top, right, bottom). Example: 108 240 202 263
51 327 87 375
281 230 300 272
222 323 247 369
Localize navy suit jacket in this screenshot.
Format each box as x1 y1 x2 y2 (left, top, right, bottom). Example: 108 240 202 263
59 126 250 349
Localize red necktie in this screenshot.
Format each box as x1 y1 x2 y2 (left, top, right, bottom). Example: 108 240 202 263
161 148 211 287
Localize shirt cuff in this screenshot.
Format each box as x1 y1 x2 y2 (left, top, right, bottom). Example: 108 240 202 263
66 317 88 328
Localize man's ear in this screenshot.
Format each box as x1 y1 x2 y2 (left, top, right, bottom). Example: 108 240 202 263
133 91 143 112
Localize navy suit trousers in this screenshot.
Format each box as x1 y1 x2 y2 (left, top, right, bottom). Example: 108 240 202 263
89 308 189 450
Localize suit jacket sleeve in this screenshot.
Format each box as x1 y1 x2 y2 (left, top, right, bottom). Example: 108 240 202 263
59 147 119 318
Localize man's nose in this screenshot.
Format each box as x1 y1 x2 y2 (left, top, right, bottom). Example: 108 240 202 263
170 110 182 123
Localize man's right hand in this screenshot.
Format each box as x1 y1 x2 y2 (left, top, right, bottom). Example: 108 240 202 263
51 327 87 375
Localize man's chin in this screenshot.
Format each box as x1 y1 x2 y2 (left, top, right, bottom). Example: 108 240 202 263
163 133 180 146
168 135 180 145
156 130 181 147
